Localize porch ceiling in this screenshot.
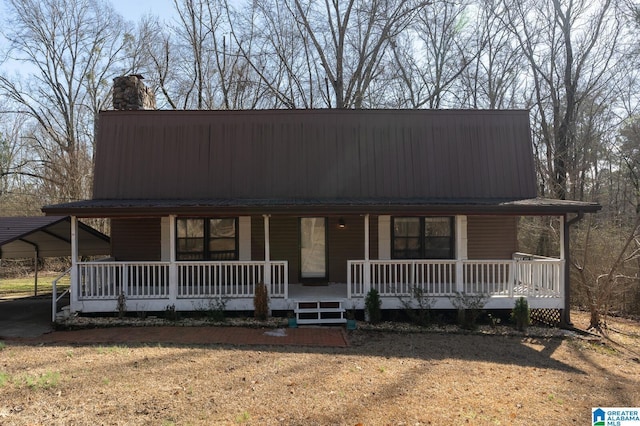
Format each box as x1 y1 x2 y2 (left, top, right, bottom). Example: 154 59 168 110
42 197 601 218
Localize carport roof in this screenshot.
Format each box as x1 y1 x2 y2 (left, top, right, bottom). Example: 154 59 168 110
0 216 110 259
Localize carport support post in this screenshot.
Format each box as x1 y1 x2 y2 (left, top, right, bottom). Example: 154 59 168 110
34 247 39 296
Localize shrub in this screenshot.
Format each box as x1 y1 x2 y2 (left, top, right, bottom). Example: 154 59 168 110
365 288 382 323
164 304 179 321
116 293 126 318
398 286 434 327
512 297 530 331
254 282 269 320
449 291 488 330
207 298 227 322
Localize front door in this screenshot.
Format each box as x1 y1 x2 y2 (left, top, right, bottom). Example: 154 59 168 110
300 217 327 281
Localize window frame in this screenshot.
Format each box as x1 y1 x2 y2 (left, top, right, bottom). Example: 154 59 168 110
391 216 455 260
175 217 238 261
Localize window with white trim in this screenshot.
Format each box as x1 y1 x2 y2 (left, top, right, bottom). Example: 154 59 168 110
176 218 237 260
392 217 454 259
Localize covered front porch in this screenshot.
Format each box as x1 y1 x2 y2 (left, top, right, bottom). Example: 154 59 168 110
68 256 563 312
57 213 567 317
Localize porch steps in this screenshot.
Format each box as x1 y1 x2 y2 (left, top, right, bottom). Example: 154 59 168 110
294 300 346 325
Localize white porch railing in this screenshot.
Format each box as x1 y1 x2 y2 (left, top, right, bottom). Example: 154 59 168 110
348 259 563 299
348 260 457 297
78 262 170 299
77 261 288 301
52 267 72 322
178 261 288 298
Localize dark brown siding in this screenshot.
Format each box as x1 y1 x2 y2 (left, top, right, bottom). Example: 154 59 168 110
250 215 378 284
269 217 300 284
467 216 517 260
111 218 161 261
93 110 537 201
251 216 265 261
327 215 378 282
369 216 379 261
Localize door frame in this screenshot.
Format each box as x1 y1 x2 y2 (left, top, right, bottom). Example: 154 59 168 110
298 217 329 283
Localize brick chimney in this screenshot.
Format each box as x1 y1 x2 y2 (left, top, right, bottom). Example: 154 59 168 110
112 74 156 110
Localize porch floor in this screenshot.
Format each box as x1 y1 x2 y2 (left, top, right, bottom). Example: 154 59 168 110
287 283 348 300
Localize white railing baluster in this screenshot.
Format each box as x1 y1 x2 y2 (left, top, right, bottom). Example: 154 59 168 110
77 262 170 300
345 258 562 300
168 261 287 299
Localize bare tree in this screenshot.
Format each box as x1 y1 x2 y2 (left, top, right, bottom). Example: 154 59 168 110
388 0 481 109
299 0 430 109
501 0 623 200
172 0 217 109
230 0 428 109
153 0 266 109
458 0 526 109
573 214 640 329
0 0 132 202
228 0 320 108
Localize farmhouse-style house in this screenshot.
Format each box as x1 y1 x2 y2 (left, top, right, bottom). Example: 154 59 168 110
44 84 600 325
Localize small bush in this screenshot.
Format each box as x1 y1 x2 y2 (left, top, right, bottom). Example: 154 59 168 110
207 298 227 322
116 293 126 318
449 291 488 330
512 297 530 331
365 288 382 323
398 286 434 327
164 304 179 321
254 282 269 320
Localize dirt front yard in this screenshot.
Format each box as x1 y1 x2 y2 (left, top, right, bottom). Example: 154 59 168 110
1 312 638 425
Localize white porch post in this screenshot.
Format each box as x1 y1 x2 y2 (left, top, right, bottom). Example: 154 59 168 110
560 214 566 299
169 215 177 305
378 215 391 260
263 215 272 290
559 215 566 261
364 214 371 294
70 216 79 310
455 215 467 294
238 217 252 261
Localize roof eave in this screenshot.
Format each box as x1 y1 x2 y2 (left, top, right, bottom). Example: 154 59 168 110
42 198 602 218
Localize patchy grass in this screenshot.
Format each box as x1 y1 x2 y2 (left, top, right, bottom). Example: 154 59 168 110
0 273 69 297
0 312 637 425
0 371 61 390
0 372 9 387
21 371 61 390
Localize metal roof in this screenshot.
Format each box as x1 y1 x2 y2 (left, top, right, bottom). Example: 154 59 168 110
0 216 110 259
42 109 601 217
91 109 538 200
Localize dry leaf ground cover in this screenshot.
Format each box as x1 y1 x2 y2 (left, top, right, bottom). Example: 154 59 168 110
1 311 639 425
